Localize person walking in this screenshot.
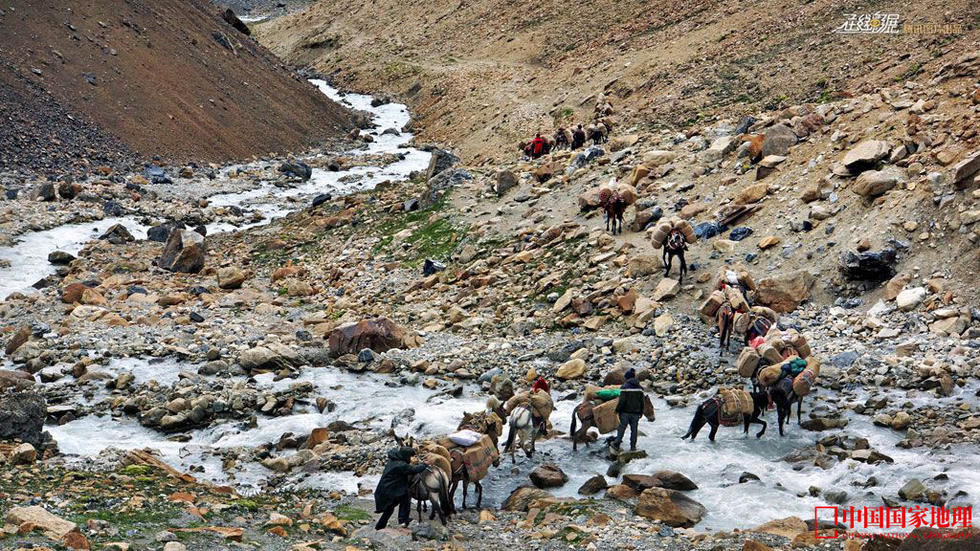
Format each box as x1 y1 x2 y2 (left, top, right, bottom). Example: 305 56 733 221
611 368 644 452
374 446 427 530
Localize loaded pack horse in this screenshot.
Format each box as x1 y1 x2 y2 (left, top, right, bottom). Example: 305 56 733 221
599 187 627 235
448 408 502 509
662 229 688 283
396 434 453 524
716 303 736 353
503 403 537 462
680 390 769 441
570 392 656 451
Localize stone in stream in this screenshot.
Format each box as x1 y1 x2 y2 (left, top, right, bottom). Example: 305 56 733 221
578 475 607 495
0 390 48 448
529 463 568 488
47 250 75 265
634 487 707 528
311 193 332 207
147 222 184 243
4 325 32 355
278 161 312 181
623 470 698 491
158 229 206 273
99 223 135 245
898 478 926 501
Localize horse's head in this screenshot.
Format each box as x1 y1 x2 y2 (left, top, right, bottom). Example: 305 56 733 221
667 230 685 250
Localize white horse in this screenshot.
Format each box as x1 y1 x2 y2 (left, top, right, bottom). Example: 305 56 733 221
503 404 536 463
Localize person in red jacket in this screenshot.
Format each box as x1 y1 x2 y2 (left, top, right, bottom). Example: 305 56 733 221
531 376 550 395
531 133 546 158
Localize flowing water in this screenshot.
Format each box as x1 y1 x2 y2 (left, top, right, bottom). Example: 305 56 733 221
0 80 430 297
8 82 979 532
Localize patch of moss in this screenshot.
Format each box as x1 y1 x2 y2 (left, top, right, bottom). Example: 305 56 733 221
119 464 154 476
334 504 372 522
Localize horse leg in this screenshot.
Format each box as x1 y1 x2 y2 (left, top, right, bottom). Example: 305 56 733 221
461 481 468 510
796 398 803 425
708 419 719 442
678 251 687 284
664 251 673 278
752 415 768 438
475 481 483 509
777 405 787 436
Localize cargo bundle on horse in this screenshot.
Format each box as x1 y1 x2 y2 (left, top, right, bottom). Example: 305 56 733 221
503 389 554 461
598 179 637 235
681 389 770 441
652 219 696 283
430 416 502 510
570 384 655 451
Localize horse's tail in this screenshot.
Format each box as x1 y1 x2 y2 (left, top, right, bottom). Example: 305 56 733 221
681 403 703 439
504 414 517 453
438 469 452 518
569 405 579 440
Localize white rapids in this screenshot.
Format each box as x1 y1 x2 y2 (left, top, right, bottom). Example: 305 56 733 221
0 79 430 297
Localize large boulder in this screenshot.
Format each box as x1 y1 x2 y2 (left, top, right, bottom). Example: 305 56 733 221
578 188 602 211
278 161 312 181
6 506 77 540
327 318 411 357
495 170 518 196
758 124 798 159
502 485 553 511
238 344 301 372
839 249 897 281
99 223 135 245
555 358 586 380
4 325 31 356
642 150 677 167
853 167 904 197
420 168 471 208
158 229 206 273
0 370 35 390
425 149 459 181
753 516 808 539
634 488 706 528
842 140 890 172
897 527 980 550
0 390 47 448
217 267 246 290
755 270 816 313
529 463 568 488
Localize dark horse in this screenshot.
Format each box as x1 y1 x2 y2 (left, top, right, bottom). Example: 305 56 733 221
680 391 769 441
599 189 627 235
663 230 688 283
770 377 804 436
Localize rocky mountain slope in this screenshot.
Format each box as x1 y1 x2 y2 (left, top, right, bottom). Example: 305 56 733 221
255 0 977 164
0 0 357 174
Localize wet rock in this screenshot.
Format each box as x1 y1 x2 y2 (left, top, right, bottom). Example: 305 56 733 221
147 222 182 243
897 527 980 550
898 479 926 502
839 249 897 281
650 470 698 491
502 485 553 511
158 230 206 273
327 318 412 357
99 223 135 245
47 250 75 265
605 483 638 501
635 488 706 528
311 193 332 207
739 472 760 483
755 270 815 312
578 475 607 495
0 390 47 447
239 344 301 372
278 161 312 181
529 463 568 488
0 370 35 390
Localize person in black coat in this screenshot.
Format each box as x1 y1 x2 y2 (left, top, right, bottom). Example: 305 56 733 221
611 368 645 452
374 446 427 530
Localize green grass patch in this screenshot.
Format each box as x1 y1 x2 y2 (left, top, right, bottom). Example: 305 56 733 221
334 504 372 522
119 464 154 476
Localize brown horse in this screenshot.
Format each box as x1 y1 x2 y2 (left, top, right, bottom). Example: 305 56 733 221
449 409 502 509
716 303 735 353
569 399 596 451
681 390 769 441
599 188 627 235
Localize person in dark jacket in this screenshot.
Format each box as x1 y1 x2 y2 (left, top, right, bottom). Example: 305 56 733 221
571 124 586 149
374 446 427 530
611 368 645 451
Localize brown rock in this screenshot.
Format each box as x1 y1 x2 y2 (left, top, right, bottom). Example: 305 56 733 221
604 484 639 501
757 236 781 250
217 267 246 289
578 188 601 211
80 288 108 306
755 270 815 313
743 540 775 551
759 124 798 158
634 488 706 527
5 325 31 356
6 506 77 539
897 527 980 550
753 516 808 539
61 282 90 304
842 140 890 172
951 150 980 189
734 182 768 205
327 318 410 357
529 463 568 488
884 273 912 301
158 230 206 273
502 486 553 512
